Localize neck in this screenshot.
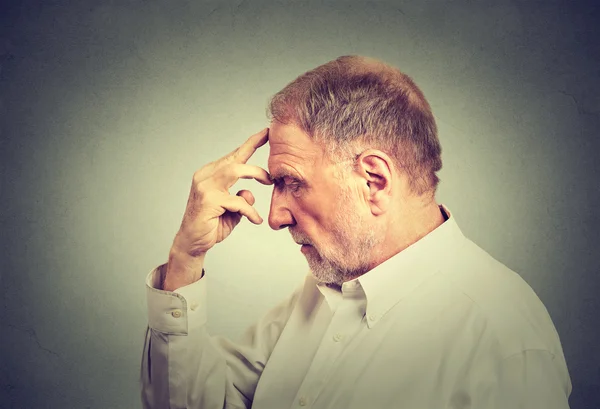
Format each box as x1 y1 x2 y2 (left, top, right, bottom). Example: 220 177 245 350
366 198 445 273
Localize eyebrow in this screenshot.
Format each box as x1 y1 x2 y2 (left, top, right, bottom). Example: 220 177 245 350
269 170 304 183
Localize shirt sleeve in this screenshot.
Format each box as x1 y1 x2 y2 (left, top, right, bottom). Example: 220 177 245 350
477 349 572 409
140 263 301 409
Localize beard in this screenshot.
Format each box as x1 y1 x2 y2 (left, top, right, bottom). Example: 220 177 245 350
290 189 382 286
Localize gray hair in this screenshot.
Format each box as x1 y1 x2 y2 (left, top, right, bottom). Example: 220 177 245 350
267 55 442 195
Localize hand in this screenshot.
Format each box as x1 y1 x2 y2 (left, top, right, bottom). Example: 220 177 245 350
163 128 272 290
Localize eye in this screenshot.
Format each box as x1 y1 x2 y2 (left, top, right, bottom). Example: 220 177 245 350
272 175 303 196
282 176 302 195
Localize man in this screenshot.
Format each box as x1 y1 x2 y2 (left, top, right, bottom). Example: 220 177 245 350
141 56 572 408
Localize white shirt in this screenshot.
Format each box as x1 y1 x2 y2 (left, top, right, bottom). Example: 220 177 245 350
141 206 572 409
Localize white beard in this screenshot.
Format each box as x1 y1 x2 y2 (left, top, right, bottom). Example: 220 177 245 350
290 188 382 285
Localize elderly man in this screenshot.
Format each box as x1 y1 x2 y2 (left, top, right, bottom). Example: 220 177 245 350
141 56 572 408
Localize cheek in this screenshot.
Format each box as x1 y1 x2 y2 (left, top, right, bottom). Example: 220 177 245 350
306 187 339 217
297 196 332 231
298 208 340 249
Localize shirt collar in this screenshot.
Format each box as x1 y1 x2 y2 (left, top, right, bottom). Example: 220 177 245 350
316 277 365 314
315 204 466 328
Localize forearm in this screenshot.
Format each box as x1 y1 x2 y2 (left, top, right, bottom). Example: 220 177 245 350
141 265 260 409
141 325 239 409
162 242 206 292
141 265 227 408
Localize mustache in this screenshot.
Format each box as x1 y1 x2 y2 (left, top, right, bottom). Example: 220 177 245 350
289 229 313 245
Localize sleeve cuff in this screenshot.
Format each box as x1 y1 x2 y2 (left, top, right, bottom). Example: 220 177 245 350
145 263 207 334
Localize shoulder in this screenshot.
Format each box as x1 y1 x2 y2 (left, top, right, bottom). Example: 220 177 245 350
438 239 564 359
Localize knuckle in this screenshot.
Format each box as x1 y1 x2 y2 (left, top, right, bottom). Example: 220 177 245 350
192 166 209 184
228 148 240 161
192 181 210 199
192 170 202 183
221 162 239 178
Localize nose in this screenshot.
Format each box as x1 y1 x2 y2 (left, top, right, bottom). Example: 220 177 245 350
268 188 295 230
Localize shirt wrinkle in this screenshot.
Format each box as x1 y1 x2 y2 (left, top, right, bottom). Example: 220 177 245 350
141 204 572 409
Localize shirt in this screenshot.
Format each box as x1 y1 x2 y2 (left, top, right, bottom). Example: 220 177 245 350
140 205 572 409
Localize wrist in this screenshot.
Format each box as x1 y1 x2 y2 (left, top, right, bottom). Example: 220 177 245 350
163 245 206 291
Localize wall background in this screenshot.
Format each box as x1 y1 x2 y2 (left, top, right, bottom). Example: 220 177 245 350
1 0 598 408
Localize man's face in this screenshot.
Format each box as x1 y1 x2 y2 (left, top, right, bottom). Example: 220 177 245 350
267 122 380 285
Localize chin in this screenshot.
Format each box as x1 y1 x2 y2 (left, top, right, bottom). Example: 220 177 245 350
305 259 346 286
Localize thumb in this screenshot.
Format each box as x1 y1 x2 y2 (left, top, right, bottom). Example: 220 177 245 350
236 189 256 206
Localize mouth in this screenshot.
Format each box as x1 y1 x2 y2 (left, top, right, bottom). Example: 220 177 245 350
291 230 313 249
300 243 313 253
293 237 311 245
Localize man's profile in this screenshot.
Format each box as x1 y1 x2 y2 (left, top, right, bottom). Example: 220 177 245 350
141 55 572 408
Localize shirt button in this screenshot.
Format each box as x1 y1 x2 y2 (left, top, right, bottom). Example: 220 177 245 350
299 397 307 406
368 313 377 322
333 333 343 342
171 309 182 318
190 302 199 311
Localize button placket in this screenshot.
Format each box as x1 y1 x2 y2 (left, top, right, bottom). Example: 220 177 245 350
292 288 365 408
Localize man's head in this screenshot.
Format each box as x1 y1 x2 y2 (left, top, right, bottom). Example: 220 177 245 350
266 56 443 285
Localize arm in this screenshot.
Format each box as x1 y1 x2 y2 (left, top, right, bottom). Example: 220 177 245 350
141 264 301 409
478 349 572 409
140 129 276 408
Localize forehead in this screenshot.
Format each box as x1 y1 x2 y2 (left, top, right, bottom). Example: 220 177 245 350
267 122 324 176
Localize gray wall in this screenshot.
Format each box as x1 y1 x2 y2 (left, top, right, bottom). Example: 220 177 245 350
1 1 598 408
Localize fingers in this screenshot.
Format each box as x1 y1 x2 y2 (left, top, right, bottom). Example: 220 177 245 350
213 163 272 189
234 163 272 185
221 194 263 224
193 129 271 186
228 128 269 164
194 163 272 189
236 189 255 206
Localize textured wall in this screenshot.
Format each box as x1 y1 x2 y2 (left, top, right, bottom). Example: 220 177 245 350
1 1 598 408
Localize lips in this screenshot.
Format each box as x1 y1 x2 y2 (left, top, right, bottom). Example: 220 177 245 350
290 229 311 245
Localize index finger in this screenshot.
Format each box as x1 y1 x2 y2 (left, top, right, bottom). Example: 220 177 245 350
232 128 269 164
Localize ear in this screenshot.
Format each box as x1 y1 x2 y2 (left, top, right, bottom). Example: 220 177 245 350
356 150 393 216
